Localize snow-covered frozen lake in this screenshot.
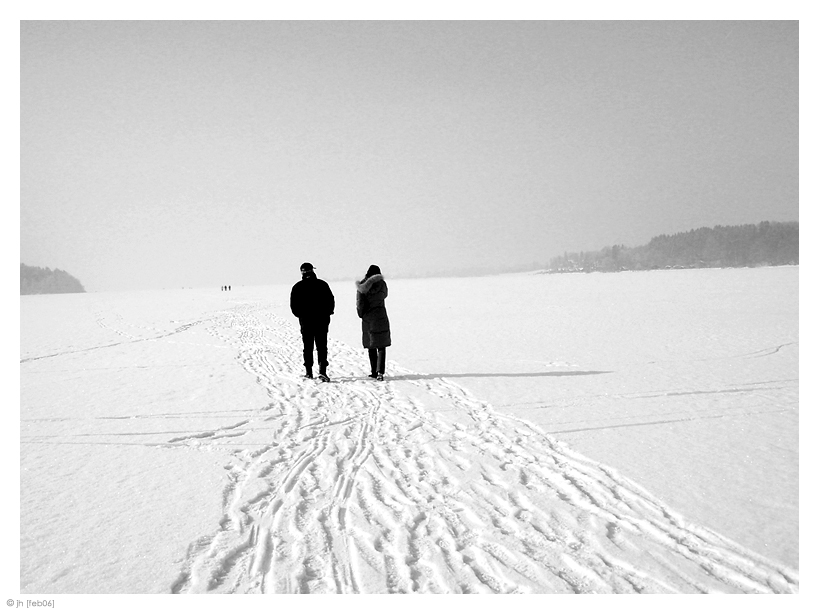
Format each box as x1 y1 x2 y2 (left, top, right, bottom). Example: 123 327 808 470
19 266 798 593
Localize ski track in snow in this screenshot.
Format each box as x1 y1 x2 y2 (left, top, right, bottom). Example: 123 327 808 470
105 300 794 594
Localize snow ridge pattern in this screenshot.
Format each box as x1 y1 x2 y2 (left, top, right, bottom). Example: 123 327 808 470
164 301 796 594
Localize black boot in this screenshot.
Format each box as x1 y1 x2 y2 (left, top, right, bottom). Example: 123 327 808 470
318 363 329 382
377 348 386 379
368 349 378 378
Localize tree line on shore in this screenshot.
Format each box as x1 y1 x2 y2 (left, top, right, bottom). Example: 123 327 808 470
21 263 86 294
547 221 798 273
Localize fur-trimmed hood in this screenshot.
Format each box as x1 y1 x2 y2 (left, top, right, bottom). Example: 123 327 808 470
355 273 385 294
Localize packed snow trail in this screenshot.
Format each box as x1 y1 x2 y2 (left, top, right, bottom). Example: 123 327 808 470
167 301 797 594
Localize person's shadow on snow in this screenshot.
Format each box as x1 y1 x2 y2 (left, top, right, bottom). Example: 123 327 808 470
360 370 613 381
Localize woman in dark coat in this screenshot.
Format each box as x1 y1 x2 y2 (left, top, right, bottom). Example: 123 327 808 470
355 264 391 381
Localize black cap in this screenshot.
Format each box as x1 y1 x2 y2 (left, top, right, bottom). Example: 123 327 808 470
300 262 314 272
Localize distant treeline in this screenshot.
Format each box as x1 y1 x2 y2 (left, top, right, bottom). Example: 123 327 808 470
548 221 798 273
21 263 86 295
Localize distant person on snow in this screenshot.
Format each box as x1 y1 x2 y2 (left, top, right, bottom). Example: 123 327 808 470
290 262 335 382
356 264 391 381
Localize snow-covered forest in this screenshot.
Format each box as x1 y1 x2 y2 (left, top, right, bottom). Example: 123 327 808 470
20 263 86 295
548 221 798 272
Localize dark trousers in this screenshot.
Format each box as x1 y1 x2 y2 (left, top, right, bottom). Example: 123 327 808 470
368 347 386 375
300 321 328 373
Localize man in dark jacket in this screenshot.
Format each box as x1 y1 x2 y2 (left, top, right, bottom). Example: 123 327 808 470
290 262 335 381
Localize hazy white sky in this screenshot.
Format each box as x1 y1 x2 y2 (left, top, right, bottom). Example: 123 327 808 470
20 20 798 291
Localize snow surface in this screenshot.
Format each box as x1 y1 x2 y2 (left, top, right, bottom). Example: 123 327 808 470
19 267 798 594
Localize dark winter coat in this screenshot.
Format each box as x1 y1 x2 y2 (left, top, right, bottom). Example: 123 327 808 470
355 274 391 348
290 272 335 327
